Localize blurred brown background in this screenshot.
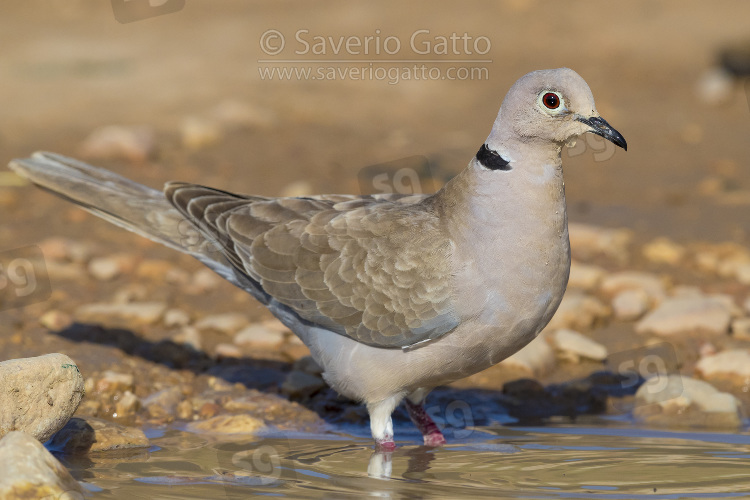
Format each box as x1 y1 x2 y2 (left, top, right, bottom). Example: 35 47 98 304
1 0 749 252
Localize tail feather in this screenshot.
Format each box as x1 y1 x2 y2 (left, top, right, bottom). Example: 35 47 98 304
9 152 188 252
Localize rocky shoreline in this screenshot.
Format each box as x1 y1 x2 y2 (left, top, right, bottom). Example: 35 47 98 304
3 222 750 494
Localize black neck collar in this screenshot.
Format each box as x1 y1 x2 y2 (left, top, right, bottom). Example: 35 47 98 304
476 144 511 171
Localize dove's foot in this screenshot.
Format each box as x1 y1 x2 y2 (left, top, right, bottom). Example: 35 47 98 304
405 399 446 447
375 438 397 452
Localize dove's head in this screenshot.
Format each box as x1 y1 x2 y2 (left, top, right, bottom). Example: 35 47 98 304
487 68 627 155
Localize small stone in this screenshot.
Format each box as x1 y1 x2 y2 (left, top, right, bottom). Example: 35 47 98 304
38 237 93 263
47 416 149 454
634 376 741 429
87 254 137 281
731 318 750 340
195 313 249 335
568 223 633 262
0 431 85 498
280 181 314 198
0 354 84 442
612 289 651 320
111 283 149 304
198 402 222 419
164 308 191 328
176 400 193 420
636 296 732 337
642 237 686 265
75 301 167 325
210 100 276 129
115 390 140 417
568 260 606 291
136 259 174 280
500 334 556 377
188 268 222 293
550 329 608 362
215 343 242 358
39 310 73 330
547 291 610 331
142 387 184 419
187 414 265 435
79 124 155 162
181 116 221 150
696 67 734 105
695 349 750 385
234 324 284 348
281 371 327 399
173 326 202 351
600 271 667 302
95 371 134 394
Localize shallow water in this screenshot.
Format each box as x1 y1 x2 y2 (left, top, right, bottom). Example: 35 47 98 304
62 417 750 499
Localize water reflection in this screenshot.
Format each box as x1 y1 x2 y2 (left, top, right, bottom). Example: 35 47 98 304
64 424 750 498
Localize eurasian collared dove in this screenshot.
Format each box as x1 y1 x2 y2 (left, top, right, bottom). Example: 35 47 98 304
8 68 626 450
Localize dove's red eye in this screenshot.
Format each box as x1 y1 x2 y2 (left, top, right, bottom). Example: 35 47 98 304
543 92 560 109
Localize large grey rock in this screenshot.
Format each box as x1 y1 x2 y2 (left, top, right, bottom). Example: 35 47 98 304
0 431 84 498
0 354 84 442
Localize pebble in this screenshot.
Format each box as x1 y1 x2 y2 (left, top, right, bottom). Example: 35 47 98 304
500 334 556 377
695 349 750 384
547 291 610 331
600 271 667 302
731 318 750 340
636 296 732 336
47 416 150 454
634 376 742 429
188 268 222 293
38 237 93 263
0 354 84 443
39 310 73 330
112 283 150 304
642 237 686 265
187 414 265 435
210 100 277 129
95 370 134 394
195 313 249 335
696 67 734 105
612 289 651 320
568 222 633 262
88 254 136 281
176 400 194 420
215 343 243 358
0 431 85 498
135 259 174 280
568 260 606 291
115 390 140 417
142 387 184 419
75 301 167 325
281 370 327 399
181 116 221 150
550 329 608 362
79 124 155 162
234 323 285 348
173 326 203 351
164 308 191 328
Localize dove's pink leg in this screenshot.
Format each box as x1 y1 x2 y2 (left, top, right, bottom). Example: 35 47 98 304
405 397 446 447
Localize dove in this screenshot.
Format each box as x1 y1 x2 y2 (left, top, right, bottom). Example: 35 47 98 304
8 68 626 451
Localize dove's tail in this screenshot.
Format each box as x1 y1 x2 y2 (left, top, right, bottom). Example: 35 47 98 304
8 152 191 254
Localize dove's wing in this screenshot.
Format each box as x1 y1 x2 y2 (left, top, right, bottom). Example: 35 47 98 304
165 183 459 349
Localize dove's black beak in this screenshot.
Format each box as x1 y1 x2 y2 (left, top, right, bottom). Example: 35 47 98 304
576 115 627 151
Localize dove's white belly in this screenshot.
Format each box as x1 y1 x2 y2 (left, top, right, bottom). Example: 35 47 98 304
291 162 571 405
